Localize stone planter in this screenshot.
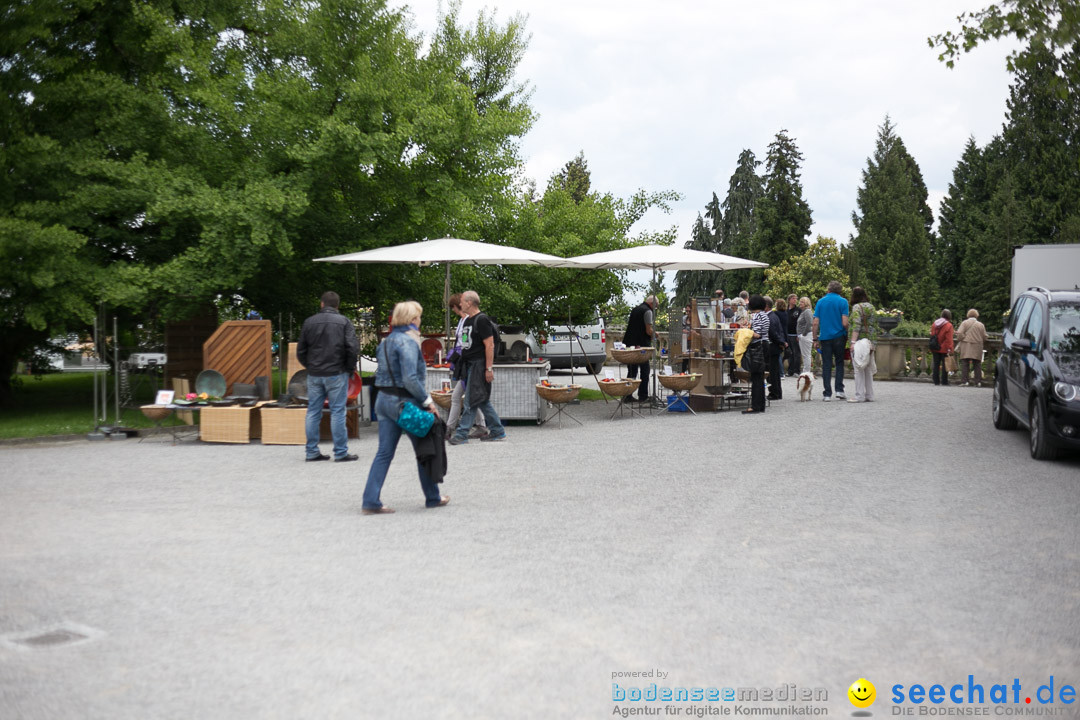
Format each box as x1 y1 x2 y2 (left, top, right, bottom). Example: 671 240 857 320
878 316 900 337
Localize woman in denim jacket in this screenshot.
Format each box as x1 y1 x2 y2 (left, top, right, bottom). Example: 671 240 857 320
362 300 449 515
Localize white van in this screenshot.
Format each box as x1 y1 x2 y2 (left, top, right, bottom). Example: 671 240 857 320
498 318 607 371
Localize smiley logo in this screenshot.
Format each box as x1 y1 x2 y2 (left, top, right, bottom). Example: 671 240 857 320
848 678 876 708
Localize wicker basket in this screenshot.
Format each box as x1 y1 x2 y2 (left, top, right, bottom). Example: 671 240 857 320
597 378 640 398
611 347 654 365
259 407 306 445
430 390 453 410
535 383 582 404
657 373 702 392
200 406 255 443
140 405 172 421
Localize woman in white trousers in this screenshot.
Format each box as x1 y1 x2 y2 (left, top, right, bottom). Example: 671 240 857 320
797 296 814 375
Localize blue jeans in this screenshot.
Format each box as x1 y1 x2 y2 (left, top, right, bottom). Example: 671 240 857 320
363 393 443 510
305 373 349 459
819 336 846 397
452 387 506 442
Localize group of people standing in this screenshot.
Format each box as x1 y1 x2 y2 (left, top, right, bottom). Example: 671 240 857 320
296 289 508 516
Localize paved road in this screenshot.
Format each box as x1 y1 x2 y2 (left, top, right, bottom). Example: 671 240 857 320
1 379 1078 719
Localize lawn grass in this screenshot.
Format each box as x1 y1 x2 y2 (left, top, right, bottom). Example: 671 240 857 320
1 369 605 440
0 371 287 440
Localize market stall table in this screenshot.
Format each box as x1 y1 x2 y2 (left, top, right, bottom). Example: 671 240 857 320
423 361 550 423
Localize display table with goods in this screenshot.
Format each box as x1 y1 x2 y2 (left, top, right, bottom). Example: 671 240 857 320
596 377 642 420
423 361 550 423
604 344 654 418
677 297 751 412
656 372 702 414
535 378 583 428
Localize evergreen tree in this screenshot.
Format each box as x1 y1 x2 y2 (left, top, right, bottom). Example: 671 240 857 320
674 213 714 306
849 117 936 318
717 149 764 296
750 131 811 289
999 44 1080 243
962 171 1033 321
935 137 994 312
549 151 591 204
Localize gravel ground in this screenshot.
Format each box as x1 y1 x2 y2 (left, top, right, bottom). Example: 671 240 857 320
1 377 1078 720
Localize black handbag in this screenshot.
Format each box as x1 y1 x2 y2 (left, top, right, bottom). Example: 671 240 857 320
741 342 766 373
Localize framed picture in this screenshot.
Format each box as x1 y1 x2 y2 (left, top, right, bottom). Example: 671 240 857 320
155 390 175 405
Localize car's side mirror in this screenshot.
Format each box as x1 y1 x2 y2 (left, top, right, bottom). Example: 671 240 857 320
1011 339 1034 353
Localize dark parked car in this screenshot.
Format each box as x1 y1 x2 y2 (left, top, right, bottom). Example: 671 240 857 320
993 286 1080 459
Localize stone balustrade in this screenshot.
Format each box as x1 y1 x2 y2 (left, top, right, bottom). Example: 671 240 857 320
870 334 1003 386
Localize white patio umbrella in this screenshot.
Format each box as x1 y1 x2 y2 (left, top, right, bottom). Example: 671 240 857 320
559 244 768 271
315 237 567 340
559 244 769 403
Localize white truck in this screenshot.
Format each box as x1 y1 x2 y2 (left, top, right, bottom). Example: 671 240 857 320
1011 243 1080 302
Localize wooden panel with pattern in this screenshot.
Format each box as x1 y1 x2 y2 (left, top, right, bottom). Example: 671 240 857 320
202 320 273 395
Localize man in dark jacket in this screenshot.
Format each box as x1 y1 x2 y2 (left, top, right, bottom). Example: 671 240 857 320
623 295 657 402
785 293 802 376
297 291 359 462
765 296 787 400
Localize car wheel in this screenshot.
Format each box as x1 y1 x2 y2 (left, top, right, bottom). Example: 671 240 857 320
992 377 1018 430
509 341 529 362
1029 395 1060 461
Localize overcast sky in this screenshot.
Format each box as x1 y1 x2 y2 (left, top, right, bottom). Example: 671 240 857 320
397 1 1019 291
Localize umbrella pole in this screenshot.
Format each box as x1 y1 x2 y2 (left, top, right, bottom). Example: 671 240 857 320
569 304 574 385
572 270 608 402
443 263 451 353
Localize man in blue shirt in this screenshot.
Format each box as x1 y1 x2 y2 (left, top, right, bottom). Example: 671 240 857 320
812 280 850 401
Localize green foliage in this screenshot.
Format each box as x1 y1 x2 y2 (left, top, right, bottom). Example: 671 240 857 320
549 151 592 204
935 42 1080 323
763 236 850 303
3 0 674 403
849 117 937 319
452 160 680 334
891 318 932 338
750 131 811 288
929 0 1080 98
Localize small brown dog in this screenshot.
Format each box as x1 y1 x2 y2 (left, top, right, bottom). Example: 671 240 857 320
797 372 814 401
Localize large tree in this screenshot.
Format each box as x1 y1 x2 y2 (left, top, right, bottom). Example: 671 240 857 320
849 117 937 318
716 150 764 297
935 137 993 312
930 0 1080 99
764 236 850 304
750 132 811 287
0 0 539 401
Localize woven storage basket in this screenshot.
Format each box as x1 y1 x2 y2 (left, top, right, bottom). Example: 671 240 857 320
200 406 254 443
657 373 702 392
140 405 172 421
611 347 654 365
597 378 640 398
535 383 582 404
430 391 453 410
259 407 306 445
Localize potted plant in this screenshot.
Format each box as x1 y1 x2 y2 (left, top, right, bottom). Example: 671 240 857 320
876 308 903 336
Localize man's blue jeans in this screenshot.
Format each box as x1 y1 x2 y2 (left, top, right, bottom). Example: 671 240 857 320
819 336 846 398
452 388 505 442
306 373 349 459
363 393 442 510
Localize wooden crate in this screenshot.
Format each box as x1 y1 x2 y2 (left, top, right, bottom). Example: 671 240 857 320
200 405 261 444
260 407 307 445
259 406 359 445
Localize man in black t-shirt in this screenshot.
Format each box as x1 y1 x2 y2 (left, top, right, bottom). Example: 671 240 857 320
449 291 507 445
